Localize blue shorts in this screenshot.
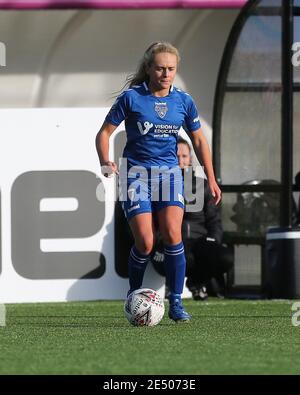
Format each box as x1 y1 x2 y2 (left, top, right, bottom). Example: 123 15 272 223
119 166 185 221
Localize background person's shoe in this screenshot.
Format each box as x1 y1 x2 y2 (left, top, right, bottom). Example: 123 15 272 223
191 289 201 301
192 286 208 301
199 285 208 300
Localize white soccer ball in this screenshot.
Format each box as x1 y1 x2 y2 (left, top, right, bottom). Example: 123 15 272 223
124 288 165 327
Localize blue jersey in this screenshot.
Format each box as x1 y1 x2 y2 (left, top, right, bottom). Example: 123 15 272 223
105 82 201 169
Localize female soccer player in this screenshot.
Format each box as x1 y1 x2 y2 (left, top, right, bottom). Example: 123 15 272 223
96 42 221 322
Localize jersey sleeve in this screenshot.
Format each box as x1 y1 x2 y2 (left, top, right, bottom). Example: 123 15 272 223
183 96 201 133
105 91 130 126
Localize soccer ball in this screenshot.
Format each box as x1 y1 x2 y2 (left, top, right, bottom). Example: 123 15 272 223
124 288 165 327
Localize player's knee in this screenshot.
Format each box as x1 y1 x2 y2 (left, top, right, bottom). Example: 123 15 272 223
135 237 154 255
162 226 181 245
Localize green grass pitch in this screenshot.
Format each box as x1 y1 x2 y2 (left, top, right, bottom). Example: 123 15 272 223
0 299 300 375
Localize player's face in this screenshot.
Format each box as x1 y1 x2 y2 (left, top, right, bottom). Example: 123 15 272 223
177 143 191 169
147 52 178 94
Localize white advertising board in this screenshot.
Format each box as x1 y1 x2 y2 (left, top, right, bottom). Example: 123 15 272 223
0 108 169 302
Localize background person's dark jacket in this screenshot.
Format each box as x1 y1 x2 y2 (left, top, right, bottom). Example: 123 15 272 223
182 168 223 244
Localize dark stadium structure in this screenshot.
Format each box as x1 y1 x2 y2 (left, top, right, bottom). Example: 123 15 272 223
213 0 300 298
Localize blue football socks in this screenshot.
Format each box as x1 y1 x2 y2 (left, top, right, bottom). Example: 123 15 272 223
164 242 191 321
127 245 150 296
164 241 186 297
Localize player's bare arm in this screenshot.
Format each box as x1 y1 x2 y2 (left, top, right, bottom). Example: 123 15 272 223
188 128 221 205
96 121 119 177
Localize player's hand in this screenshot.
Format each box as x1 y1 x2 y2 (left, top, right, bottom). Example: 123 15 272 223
101 161 119 178
208 178 222 205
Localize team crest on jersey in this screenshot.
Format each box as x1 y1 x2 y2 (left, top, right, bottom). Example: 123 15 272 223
155 102 168 118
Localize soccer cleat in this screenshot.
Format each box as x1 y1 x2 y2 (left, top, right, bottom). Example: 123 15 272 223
168 295 191 322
